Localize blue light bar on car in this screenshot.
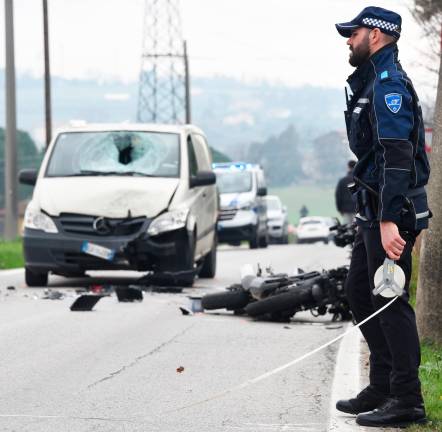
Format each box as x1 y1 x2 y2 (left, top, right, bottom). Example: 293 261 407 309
212 162 256 170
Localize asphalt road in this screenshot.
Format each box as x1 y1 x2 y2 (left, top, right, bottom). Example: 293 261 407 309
0 242 349 432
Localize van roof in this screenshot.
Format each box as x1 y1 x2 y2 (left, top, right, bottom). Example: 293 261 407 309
53 123 205 136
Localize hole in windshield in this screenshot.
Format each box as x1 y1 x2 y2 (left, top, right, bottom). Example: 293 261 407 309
46 131 180 178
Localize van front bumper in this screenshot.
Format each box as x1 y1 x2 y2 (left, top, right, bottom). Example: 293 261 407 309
23 227 184 274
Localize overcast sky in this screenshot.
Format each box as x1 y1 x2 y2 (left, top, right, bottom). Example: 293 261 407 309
0 0 437 97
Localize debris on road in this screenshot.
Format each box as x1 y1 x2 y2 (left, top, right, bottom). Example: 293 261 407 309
179 306 193 316
176 366 185 373
6 286 16 291
42 289 64 300
114 286 143 302
70 295 105 311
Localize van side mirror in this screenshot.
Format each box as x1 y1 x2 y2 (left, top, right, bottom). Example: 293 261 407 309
19 169 38 186
257 186 267 197
190 170 216 188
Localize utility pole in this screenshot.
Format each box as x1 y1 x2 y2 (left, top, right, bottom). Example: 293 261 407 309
184 40 191 124
137 0 189 124
3 0 18 240
43 0 52 147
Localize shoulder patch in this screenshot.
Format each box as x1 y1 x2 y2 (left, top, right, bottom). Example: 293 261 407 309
385 93 402 113
380 70 389 81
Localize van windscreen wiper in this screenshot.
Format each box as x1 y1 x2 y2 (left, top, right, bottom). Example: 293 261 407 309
60 170 157 177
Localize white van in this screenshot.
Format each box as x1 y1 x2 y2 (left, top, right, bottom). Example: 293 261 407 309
213 162 268 248
19 124 218 287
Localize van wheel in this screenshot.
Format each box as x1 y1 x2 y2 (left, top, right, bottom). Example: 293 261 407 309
25 268 48 287
199 234 217 279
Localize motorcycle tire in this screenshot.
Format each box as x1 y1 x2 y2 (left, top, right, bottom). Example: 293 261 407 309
245 289 310 317
202 290 250 311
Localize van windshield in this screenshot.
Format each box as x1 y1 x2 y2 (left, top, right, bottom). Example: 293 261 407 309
216 171 253 193
46 131 180 178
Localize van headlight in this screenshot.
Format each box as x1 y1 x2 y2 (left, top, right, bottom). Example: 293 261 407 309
24 206 58 233
148 208 189 236
238 202 255 212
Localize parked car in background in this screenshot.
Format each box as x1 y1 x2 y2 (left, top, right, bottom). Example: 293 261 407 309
296 216 333 244
265 195 289 244
214 162 268 249
19 123 218 287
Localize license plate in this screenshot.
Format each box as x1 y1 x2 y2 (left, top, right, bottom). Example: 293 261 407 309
81 241 115 261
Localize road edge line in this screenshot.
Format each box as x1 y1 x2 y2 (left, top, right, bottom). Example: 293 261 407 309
0 267 24 276
327 322 363 431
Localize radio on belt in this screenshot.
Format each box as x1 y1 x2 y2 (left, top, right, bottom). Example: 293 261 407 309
373 257 406 298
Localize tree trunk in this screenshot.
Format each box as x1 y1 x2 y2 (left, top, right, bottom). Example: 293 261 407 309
416 52 442 345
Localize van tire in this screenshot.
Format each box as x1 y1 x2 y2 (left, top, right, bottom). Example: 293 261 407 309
25 268 48 287
202 290 250 311
199 234 217 279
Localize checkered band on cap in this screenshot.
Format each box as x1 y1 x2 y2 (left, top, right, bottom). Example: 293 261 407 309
362 17 401 33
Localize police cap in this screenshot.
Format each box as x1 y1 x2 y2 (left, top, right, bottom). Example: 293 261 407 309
335 6 402 39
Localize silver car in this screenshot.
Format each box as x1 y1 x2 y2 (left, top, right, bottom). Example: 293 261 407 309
265 195 289 244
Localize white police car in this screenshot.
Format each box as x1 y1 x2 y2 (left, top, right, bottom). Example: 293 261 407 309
213 162 268 249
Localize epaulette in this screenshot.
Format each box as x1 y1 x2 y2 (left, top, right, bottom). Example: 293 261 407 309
380 70 391 82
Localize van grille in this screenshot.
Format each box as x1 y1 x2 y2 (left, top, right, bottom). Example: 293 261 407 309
218 208 237 221
57 214 146 237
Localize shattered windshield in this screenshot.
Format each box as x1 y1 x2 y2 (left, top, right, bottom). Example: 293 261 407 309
216 171 253 194
46 131 180 178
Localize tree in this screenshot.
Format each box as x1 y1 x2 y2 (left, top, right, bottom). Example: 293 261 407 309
310 131 351 183
246 125 302 187
414 2 442 345
0 128 42 208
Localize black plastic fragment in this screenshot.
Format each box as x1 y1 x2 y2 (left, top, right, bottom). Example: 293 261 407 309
70 295 104 311
137 269 196 287
114 286 143 302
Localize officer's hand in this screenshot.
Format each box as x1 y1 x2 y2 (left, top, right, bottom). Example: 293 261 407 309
380 221 406 260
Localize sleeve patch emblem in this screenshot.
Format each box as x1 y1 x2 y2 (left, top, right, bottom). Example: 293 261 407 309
385 93 402 113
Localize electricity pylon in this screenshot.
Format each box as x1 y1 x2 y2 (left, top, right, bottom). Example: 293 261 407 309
137 0 191 124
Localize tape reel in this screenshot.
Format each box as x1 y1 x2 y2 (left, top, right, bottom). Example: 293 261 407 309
373 261 406 298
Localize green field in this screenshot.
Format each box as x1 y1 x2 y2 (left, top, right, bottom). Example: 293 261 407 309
269 184 340 225
0 238 24 269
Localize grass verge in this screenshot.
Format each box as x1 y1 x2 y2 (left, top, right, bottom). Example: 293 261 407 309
409 253 442 431
0 238 24 269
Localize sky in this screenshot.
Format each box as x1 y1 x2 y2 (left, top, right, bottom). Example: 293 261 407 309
0 0 437 97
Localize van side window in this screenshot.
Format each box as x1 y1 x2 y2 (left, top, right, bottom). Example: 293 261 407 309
187 136 198 176
192 134 212 171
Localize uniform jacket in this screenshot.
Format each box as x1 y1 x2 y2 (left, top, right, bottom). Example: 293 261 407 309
345 43 431 230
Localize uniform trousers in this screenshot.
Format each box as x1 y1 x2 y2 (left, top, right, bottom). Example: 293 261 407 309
345 225 423 404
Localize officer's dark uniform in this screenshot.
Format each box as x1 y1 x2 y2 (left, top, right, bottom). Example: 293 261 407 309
335 6 430 428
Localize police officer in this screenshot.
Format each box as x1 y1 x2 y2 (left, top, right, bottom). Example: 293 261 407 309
334 6 430 428
335 160 357 224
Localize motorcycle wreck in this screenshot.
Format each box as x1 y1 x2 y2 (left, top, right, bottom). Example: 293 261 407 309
202 222 357 323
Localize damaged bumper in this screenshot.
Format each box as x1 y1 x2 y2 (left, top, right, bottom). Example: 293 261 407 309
23 221 186 274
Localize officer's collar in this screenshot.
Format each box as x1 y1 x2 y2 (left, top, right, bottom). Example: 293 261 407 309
369 43 398 70
347 43 398 93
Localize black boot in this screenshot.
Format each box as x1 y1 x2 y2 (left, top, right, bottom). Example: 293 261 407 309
336 385 389 415
356 398 427 428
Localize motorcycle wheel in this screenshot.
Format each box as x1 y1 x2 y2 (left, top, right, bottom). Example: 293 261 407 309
202 290 250 311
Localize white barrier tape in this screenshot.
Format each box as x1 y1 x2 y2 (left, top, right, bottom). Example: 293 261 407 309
166 296 399 413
